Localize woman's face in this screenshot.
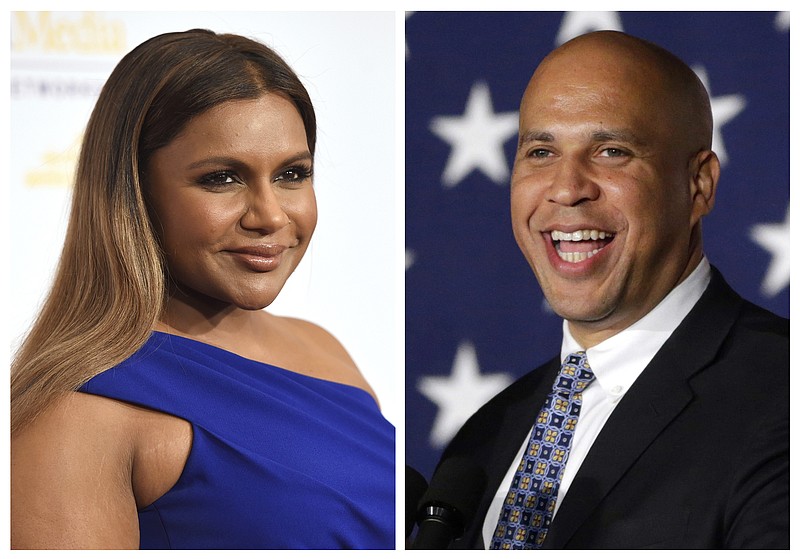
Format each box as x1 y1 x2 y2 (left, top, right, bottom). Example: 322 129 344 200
146 93 317 312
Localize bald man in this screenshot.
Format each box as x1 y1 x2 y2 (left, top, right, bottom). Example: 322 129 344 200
433 31 788 549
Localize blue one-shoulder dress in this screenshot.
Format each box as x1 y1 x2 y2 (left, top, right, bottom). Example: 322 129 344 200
78 331 395 549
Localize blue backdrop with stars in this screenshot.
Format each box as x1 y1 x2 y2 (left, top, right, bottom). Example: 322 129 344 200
405 11 789 480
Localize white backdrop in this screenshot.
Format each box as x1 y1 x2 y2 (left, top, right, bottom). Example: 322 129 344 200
9 11 400 428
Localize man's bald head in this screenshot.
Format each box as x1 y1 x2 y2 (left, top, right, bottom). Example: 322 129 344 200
523 31 713 153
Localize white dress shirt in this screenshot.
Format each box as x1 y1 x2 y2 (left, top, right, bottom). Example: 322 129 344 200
482 257 712 547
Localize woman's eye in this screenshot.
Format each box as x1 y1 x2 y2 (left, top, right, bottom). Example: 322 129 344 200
276 166 313 183
198 171 239 187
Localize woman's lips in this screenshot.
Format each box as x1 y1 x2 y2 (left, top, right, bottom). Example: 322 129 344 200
225 245 287 272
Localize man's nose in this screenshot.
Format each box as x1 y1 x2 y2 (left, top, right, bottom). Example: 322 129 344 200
546 156 601 207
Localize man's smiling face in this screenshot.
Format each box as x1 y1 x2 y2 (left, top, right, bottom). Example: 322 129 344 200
510 33 719 347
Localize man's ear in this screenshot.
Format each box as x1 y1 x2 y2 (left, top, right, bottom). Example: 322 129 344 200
689 149 720 226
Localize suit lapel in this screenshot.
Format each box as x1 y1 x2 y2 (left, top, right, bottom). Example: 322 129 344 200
544 269 743 549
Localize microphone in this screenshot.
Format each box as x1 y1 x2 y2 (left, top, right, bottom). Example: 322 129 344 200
406 465 428 538
411 456 487 549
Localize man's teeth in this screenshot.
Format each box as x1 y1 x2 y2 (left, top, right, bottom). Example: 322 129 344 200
551 229 614 263
557 248 602 263
550 229 613 241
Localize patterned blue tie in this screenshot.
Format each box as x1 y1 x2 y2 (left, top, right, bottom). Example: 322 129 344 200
490 351 595 549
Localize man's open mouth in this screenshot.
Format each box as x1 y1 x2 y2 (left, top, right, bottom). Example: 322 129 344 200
550 229 615 263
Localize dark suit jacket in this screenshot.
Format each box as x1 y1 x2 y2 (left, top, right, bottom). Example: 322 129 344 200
438 269 788 549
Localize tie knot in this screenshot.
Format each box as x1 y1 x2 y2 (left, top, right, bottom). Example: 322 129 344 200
554 351 595 395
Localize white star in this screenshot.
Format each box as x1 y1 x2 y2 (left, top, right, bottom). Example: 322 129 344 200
750 207 790 297
418 341 513 447
406 11 414 60
406 248 416 270
430 81 518 187
775 12 789 32
556 11 623 46
693 66 746 167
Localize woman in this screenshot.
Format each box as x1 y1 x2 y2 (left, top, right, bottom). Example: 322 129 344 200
11 29 395 550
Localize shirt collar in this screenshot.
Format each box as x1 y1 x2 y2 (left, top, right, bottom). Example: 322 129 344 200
560 257 712 399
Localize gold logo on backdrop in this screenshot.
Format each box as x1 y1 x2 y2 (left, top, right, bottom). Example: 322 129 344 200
26 137 82 189
12 11 126 54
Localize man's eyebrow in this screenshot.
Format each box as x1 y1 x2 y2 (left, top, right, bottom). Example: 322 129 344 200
518 130 554 148
589 129 646 146
518 128 647 148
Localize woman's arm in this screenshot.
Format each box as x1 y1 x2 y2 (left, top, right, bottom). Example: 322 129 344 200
11 391 140 549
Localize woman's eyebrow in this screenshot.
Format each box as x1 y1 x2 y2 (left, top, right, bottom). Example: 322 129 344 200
186 150 313 171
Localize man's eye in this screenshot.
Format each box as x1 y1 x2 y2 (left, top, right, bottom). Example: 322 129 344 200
528 148 551 158
600 147 627 157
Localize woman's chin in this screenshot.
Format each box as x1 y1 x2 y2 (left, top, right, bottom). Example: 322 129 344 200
233 295 280 312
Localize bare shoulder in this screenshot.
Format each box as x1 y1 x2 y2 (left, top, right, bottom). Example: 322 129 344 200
280 317 358 364
11 391 140 549
273 316 380 405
